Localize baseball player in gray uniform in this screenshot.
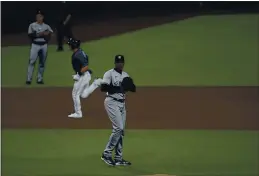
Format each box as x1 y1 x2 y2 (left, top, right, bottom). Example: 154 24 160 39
100 55 136 166
26 10 53 85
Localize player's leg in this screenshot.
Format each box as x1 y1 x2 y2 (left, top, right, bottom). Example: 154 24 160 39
101 99 123 166
114 104 131 166
26 44 40 84
69 72 91 118
81 78 102 98
56 26 64 51
37 44 48 83
64 25 74 39
78 72 92 96
114 105 126 160
69 78 84 118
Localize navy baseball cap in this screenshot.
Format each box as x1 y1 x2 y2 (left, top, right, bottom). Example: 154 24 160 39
115 55 125 63
36 10 44 16
67 38 80 45
67 38 81 49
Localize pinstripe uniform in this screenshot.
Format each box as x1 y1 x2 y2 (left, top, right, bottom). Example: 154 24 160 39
102 69 129 160
26 22 53 83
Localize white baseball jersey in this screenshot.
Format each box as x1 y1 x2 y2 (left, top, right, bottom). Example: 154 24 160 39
102 69 129 100
28 22 53 43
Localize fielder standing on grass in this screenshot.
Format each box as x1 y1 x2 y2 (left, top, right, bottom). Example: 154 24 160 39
26 10 53 85
100 55 136 166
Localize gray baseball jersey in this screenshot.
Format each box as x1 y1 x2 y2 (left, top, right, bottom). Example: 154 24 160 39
26 22 53 82
28 22 53 43
102 69 129 160
103 69 129 100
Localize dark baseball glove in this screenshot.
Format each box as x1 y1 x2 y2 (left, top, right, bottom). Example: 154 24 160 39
121 77 136 92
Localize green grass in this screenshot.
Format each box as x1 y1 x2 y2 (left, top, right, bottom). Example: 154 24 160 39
2 129 259 176
1 14 259 87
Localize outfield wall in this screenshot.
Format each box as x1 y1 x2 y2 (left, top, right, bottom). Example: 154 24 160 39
2 1 259 35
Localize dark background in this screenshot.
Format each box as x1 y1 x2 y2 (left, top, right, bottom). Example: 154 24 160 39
1 1 259 35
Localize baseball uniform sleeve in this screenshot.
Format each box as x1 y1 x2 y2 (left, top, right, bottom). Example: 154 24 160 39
124 72 130 77
78 51 88 67
72 52 89 75
28 24 33 34
101 71 116 93
102 71 111 85
72 57 81 74
47 25 54 33
28 23 38 39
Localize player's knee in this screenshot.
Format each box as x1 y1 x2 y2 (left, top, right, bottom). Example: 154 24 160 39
28 59 36 65
80 91 88 98
72 91 80 98
39 63 45 67
80 94 88 99
76 92 81 97
114 127 123 134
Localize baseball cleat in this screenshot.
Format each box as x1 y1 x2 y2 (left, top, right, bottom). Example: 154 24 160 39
68 113 82 118
114 159 132 166
26 81 31 85
101 154 115 166
57 47 64 52
37 80 44 84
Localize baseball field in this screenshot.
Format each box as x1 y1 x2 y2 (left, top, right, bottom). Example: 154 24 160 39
1 14 259 176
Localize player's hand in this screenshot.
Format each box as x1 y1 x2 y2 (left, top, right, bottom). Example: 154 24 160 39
37 32 45 37
72 73 80 81
43 31 50 35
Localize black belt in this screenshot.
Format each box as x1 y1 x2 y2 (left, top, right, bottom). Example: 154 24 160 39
107 96 125 103
32 41 47 45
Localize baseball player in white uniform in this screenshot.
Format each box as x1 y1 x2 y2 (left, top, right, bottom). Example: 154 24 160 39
99 55 136 166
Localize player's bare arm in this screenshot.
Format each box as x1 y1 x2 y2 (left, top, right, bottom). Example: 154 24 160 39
63 14 71 25
81 65 89 73
43 31 50 36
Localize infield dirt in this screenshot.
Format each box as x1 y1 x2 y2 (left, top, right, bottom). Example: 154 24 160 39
2 87 259 130
2 15 259 130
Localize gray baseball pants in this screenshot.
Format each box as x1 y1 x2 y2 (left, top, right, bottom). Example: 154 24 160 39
103 97 126 160
26 43 48 82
